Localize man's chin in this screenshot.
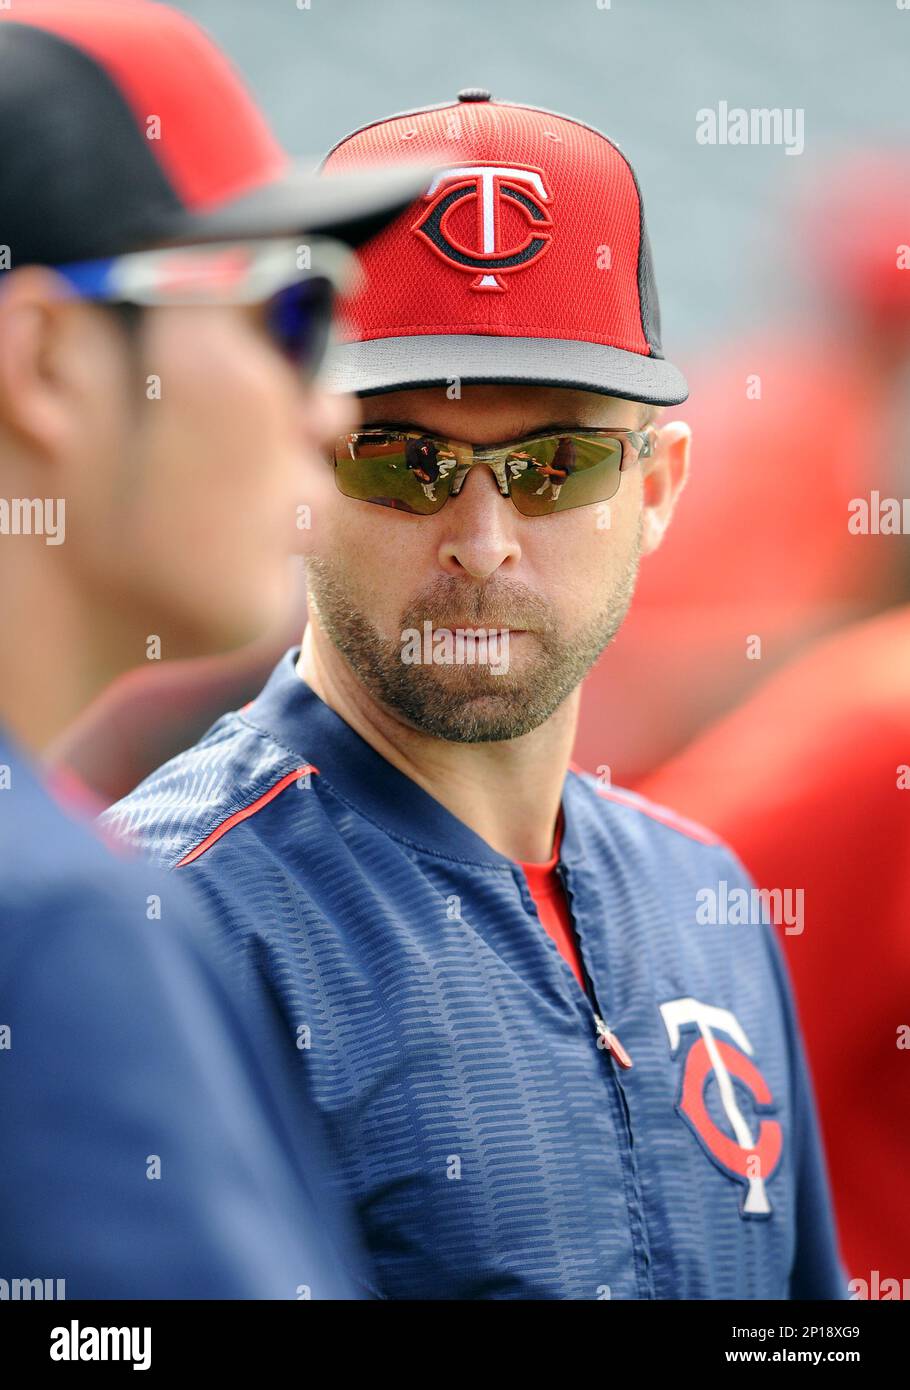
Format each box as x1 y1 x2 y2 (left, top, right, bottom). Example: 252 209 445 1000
378 667 563 743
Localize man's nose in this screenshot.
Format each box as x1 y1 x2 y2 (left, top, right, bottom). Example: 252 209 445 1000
437 463 522 579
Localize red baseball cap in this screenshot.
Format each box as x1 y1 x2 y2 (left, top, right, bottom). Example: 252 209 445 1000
318 90 688 405
0 0 426 266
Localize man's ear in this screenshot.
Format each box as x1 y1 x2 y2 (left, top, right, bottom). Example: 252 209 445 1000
640 420 691 556
0 266 81 458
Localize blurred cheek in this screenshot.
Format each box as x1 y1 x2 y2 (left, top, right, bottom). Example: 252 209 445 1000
294 419 340 558
116 309 306 647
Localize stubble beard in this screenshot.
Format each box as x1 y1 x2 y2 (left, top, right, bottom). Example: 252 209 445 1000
304 519 642 743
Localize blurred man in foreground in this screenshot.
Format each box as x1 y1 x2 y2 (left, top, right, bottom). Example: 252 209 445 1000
0 0 419 1297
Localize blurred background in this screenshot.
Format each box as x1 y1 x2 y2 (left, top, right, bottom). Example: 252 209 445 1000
55 0 910 1285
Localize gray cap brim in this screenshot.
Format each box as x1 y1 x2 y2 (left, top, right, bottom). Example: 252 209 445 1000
321 333 689 405
173 163 434 250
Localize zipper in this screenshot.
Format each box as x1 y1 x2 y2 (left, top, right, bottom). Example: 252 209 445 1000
555 862 633 1069
593 1012 634 1069
553 856 654 1297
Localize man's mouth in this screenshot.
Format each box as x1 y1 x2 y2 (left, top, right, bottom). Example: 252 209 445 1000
434 622 527 633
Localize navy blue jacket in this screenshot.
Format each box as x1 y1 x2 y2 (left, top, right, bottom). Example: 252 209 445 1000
104 649 847 1300
0 727 361 1298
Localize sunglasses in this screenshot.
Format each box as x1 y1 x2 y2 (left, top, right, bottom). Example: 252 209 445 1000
331 426 657 517
50 235 360 378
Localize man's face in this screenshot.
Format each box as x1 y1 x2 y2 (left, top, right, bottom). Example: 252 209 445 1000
302 384 682 743
67 300 354 659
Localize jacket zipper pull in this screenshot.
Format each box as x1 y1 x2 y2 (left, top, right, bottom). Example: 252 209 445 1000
594 1013 633 1069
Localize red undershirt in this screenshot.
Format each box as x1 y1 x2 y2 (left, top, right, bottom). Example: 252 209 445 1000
518 807 587 994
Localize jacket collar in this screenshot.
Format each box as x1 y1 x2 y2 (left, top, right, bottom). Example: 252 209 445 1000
244 648 586 869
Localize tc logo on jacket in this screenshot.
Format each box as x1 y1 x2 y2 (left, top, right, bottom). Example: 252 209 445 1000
102 649 846 1301
661 998 783 1217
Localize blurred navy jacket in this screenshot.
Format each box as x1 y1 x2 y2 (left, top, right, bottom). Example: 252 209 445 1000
0 727 362 1299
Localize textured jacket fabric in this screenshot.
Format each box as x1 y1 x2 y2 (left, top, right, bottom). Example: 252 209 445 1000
103 648 847 1301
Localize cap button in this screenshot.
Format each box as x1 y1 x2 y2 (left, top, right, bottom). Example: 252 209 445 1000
457 88 491 102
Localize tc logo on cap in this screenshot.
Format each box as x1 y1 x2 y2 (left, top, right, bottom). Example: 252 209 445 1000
412 163 552 292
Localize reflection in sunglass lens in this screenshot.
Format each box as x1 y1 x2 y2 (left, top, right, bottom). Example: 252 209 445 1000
505 435 625 516
334 434 453 514
333 431 630 517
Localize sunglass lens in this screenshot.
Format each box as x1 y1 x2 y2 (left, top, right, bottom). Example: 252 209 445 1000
506 435 625 515
267 277 334 376
334 434 453 514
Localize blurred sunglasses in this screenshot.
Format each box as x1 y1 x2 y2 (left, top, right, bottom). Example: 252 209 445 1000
331 426 657 517
51 235 360 378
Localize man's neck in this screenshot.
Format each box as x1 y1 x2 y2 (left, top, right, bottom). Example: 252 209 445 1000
297 621 578 863
0 553 113 758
